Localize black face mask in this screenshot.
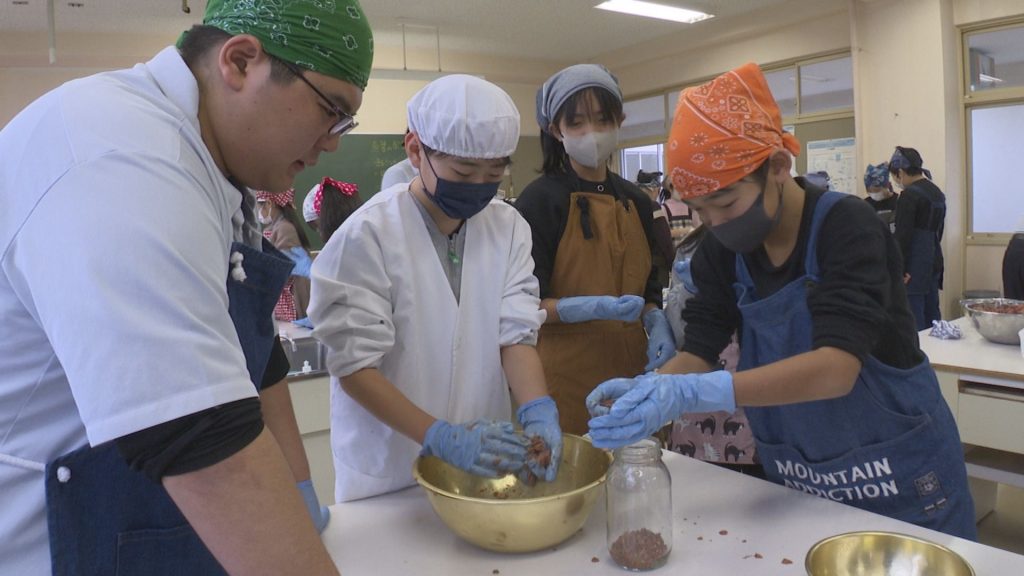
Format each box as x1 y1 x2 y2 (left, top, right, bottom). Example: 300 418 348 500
708 184 783 254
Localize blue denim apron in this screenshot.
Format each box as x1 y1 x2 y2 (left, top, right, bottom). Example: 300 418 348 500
905 192 945 330
736 192 976 539
45 239 294 575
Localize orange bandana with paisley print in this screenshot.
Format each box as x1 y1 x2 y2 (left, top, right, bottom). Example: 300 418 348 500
667 62 800 200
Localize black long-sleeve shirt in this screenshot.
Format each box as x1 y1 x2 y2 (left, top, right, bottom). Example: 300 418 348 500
515 171 663 306
1003 233 1024 300
894 178 945 278
681 186 923 370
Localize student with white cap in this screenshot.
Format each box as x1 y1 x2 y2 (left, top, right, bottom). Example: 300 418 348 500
308 75 561 502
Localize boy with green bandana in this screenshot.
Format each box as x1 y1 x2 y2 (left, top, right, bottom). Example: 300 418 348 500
0 1 372 574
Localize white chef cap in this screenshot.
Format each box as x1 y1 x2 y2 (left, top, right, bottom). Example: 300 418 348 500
302 183 319 222
406 74 520 159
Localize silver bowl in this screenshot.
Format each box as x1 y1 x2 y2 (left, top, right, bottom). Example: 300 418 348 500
964 298 1024 345
806 531 974 575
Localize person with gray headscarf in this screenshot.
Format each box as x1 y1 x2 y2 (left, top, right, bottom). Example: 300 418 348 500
514 64 671 435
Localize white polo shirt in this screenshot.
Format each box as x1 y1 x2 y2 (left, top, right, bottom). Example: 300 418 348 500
0 47 257 572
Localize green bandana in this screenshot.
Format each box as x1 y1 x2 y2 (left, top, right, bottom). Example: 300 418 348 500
191 0 374 90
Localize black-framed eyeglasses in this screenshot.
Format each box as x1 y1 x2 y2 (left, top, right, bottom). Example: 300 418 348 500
267 52 357 137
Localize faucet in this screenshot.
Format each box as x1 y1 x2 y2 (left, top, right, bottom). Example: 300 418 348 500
279 330 298 352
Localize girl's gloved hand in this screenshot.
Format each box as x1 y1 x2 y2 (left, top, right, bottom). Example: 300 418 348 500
673 259 698 294
556 295 645 323
296 479 330 533
285 247 313 278
421 419 528 477
642 308 676 371
586 371 736 449
515 396 562 482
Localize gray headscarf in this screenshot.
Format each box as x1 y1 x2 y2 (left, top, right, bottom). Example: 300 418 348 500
535 64 622 133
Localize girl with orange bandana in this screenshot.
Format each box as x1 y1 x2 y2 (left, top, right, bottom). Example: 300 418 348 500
586 63 975 539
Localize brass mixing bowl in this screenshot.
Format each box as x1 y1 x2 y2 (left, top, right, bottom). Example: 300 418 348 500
412 433 611 553
806 531 975 576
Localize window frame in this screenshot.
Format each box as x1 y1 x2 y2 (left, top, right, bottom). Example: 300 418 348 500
618 50 854 184
960 16 1024 244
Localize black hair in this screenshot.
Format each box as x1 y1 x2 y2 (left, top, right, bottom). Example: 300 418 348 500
636 170 663 185
318 184 364 244
178 24 294 84
420 142 511 165
420 142 453 161
749 158 772 186
677 224 707 255
539 87 625 176
890 146 925 177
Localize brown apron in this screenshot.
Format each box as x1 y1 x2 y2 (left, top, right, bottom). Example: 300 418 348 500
537 191 652 434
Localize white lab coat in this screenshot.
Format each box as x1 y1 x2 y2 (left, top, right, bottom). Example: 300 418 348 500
0 48 256 572
309 185 544 502
379 157 418 191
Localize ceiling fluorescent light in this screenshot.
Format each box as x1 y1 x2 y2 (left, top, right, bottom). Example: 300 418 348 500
595 0 714 24
978 73 1004 84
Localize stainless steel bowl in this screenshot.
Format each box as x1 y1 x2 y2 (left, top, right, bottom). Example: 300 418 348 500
413 434 611 553
806 531 974 576
964 298 1024 345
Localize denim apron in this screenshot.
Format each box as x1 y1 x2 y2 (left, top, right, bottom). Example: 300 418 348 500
905 190 945 329
737 192 976 539
45 239 294 575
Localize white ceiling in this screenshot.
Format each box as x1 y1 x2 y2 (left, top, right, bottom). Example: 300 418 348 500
1 0 847 63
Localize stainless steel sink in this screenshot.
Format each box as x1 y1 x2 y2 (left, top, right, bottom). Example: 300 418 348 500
279 333 328 377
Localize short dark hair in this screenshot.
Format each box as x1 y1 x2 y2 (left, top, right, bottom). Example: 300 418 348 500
420 142 511 165
540 87 625 176
178 24 294 84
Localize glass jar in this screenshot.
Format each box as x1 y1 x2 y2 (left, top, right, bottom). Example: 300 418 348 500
606 438 672 571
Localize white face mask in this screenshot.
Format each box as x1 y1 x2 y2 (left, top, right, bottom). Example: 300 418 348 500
561 129 619 169
257 206 273 225
868 191 888 201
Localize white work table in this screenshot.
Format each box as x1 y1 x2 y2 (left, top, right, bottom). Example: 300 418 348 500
919 316 1024 385
321 450 1024 574
918 317 1024 517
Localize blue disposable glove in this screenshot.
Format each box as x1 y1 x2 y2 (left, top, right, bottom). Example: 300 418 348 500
285 246 313 278
642 308 676 371
297 479 330 533
515 396 562 483
292 317 314 329
586 371 736 449
673 259 698 294
421 419 528 477
556 295 645 324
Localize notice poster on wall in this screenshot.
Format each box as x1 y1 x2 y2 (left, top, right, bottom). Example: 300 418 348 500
806 137 857 195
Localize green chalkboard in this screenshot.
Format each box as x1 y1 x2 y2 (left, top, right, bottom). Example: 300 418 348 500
292 133 407 249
